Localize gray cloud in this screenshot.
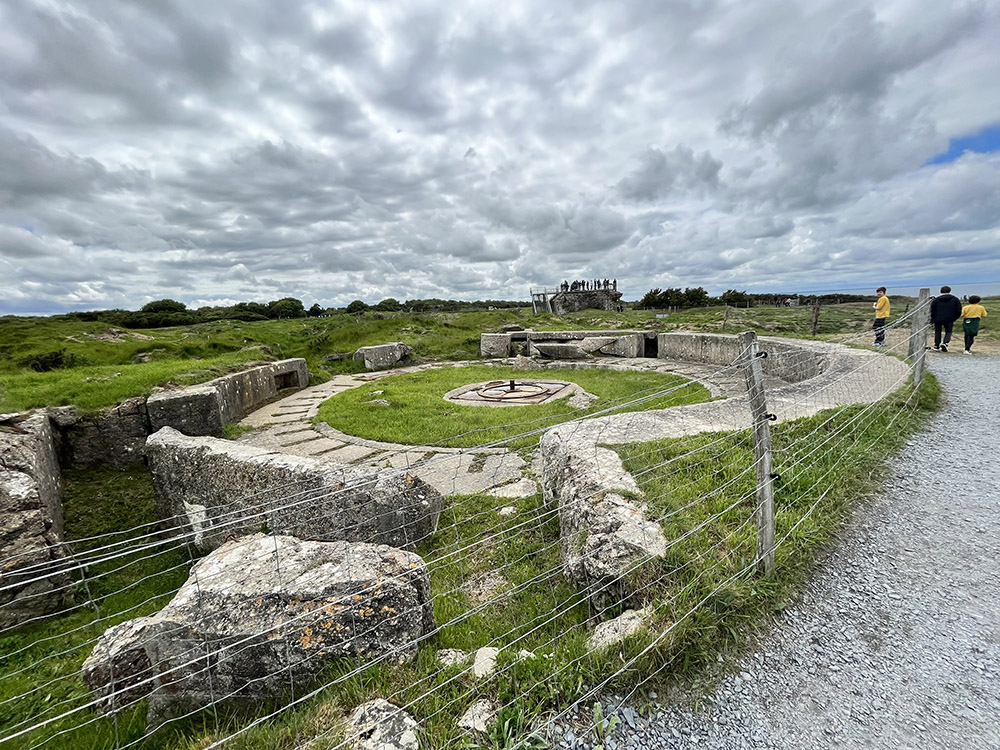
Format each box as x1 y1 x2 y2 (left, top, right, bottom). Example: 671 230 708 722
2 0 999 314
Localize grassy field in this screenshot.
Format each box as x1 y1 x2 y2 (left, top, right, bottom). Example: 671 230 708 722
314 366 710 448
5 294 982 414
0 298 957 748
0 371 941 749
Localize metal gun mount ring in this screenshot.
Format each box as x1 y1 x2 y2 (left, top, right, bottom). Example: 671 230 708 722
443 378 582 407
475 379 550 402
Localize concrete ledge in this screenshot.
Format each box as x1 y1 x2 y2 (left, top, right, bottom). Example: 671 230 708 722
146 427 444 552
147 359 308 438
657 332 825 383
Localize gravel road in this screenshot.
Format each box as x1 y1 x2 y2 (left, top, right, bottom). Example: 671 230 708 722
562 354 1000 750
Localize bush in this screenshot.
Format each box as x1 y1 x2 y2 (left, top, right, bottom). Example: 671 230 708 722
19 348 87 372
140 299 187 313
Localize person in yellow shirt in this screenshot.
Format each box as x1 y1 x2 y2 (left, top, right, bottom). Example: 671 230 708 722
872 286 890 346
961 295 988 354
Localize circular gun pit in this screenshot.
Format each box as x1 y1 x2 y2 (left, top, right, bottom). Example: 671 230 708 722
442 379 581 407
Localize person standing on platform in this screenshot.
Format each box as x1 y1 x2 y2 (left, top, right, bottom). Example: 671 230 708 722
930 285 963 352
872 286 890 346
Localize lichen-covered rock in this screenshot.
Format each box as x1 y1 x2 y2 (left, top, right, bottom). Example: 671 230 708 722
0 413 71 628
146 427 443 552
539 426 665 604
347 699 419 750
587 609 646 652
81 617 155 712
353 343 413 371
458 699 497 734
83 535 435 724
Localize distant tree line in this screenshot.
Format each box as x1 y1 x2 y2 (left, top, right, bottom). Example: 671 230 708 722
638 288 870 309
59 296 527 329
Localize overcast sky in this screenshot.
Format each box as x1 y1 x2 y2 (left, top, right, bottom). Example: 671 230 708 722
2 0 999 314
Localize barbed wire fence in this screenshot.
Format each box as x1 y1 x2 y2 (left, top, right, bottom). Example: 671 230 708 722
0 293 935 750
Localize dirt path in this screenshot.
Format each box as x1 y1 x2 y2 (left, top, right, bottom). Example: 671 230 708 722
597 354 1000 749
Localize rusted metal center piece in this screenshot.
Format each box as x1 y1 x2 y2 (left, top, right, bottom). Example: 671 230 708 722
474 379 551 402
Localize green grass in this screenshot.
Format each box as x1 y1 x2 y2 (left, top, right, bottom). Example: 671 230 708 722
314 366 710 448
612 372 941 684
1 299 921 414
1 372 941 749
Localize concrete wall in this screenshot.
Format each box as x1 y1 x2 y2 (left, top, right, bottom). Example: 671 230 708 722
0 413 72 628
657 332 826 383
481 330 647 359
542 336 907 603
147 358 308 438
146 427 444 553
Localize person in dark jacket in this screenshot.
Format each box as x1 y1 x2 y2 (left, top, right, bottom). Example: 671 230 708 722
930 285 963 352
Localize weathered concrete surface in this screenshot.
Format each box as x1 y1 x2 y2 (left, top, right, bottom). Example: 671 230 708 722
599 333 644 358
58 398 150 467
657 333 824 383
0 412 71 629
146 427 443 552
541 336 911 601
82 535 434 724
531 342 592 360
540 430 666 604
347 699 420 750
578 336 618 353
353 343 413 371
147 359 309 438
480 333 512 358
81 616 155 712
549 290 622 314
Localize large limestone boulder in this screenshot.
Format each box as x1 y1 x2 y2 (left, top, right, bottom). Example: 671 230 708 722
82 535 435 723
539 425 665 603
146 427 443 552
353 343 412 371
0 413 71 628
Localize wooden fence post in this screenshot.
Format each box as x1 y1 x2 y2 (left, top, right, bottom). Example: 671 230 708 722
910 287 930 388
739 331 775 575
811 299 821 336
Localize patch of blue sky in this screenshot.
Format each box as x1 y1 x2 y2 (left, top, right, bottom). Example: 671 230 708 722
925 123 1000 165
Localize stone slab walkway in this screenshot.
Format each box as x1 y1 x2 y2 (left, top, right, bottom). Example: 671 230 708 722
235 365 533 497
233 358 740 498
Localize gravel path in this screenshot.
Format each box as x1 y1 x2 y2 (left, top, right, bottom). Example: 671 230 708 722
579 354 1000 750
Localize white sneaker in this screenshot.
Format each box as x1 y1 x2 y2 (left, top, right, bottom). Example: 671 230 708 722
964 350 972 355
940 344 948 352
